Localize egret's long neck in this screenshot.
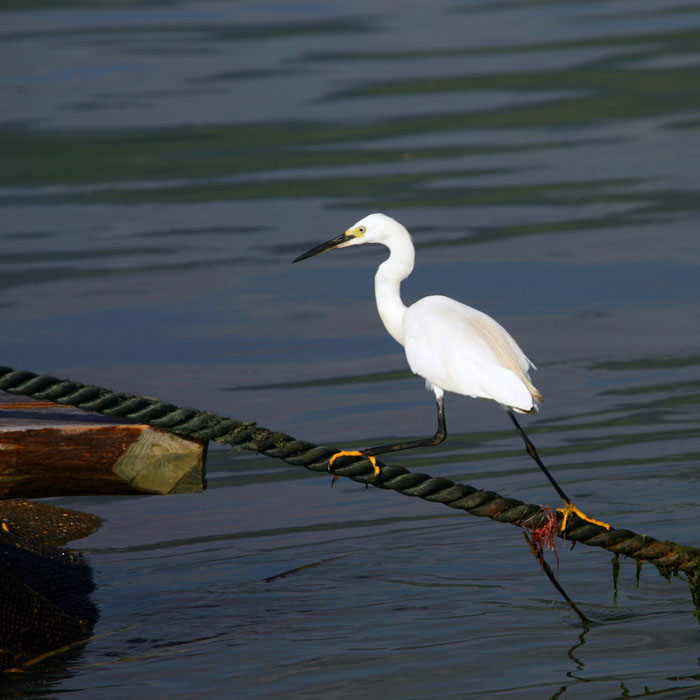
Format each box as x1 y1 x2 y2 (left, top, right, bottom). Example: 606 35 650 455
374 231 414 347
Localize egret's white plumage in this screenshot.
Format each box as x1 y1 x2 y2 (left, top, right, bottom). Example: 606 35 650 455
293 212 609 531
330 212 542 414
406 297 539 412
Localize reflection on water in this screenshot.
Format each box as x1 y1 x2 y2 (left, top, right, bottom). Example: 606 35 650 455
2 0 700 698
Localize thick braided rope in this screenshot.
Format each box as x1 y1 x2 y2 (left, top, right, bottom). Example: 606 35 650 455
1 366 699 577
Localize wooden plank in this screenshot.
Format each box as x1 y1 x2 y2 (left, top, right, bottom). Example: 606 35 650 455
0 391 207 497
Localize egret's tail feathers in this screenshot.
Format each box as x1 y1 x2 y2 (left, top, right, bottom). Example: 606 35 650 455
505 377 542 414
524 380 543 413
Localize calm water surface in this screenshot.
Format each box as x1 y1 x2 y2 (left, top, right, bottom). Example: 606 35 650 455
2 1 700 698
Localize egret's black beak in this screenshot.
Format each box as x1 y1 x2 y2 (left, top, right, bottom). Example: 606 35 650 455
292 233 353 263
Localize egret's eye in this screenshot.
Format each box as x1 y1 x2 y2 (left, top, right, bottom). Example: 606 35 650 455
358 226 366 234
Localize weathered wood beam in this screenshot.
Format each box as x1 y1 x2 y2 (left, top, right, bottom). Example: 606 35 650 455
0 391 207 497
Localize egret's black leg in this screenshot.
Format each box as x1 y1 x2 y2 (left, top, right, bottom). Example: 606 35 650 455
507 410 610 531
507 410 570 503
365 394 447 457
328 395 446 477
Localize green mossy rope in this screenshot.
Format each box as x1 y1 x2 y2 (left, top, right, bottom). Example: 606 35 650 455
2 365 699 578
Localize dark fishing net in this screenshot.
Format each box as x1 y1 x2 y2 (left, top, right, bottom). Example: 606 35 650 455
0 499 102 671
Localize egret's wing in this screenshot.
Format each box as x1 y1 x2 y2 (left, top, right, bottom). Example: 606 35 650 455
404 296 541 412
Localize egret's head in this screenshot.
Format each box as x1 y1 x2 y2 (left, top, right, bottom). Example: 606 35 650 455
292 213 401 262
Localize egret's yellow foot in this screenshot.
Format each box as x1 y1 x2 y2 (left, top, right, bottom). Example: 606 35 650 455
328 451 380 476
557 501 610 532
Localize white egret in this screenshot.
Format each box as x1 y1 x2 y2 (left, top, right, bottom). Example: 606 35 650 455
293 213 609 531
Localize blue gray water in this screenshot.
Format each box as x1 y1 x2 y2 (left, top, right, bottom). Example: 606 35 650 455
2 1 700 698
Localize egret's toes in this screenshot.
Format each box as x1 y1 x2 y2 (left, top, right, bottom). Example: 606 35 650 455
557 501 610 532
328 450 380 476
